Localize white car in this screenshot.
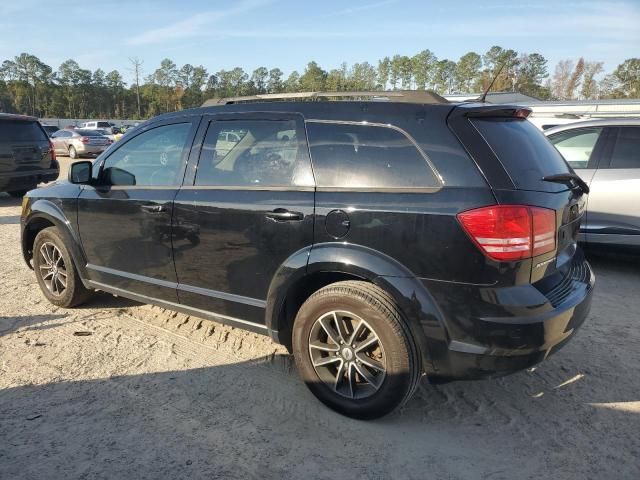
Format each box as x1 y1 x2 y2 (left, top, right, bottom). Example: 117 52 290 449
80 121 117 141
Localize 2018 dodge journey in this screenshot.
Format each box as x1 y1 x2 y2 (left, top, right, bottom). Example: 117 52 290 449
20 91 594 419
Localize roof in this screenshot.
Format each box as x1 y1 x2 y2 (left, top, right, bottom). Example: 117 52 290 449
202 90 449 107
543 117 640 135
0 112 38 122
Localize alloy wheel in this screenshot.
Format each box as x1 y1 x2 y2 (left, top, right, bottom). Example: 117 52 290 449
39 242 67 296
308 310 387 399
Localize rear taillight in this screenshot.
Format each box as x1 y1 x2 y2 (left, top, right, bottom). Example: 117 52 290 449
48 140 56 161
81 136 90 144
457 205 556 262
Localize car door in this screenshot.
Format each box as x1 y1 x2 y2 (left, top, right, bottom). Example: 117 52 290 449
547 126 609 242
77 117 199 300
172 113 315 327
51 130 71 154
586 126 640 246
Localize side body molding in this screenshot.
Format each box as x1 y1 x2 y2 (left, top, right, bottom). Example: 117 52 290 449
265 242 451 373
21 198 89 281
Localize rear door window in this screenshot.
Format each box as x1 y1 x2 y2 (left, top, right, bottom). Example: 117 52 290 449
306 121 440 189
471 118 571 192
608 127 640 169
547 127 603 169
0 121 48 143
195 119 313 187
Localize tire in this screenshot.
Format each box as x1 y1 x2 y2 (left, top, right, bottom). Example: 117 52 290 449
292 281 421 420
8 189 29 198
33 227 92 308
69 146 78 159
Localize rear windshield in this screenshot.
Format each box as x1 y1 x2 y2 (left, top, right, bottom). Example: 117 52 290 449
97 122 111 128
0 120 48 143
76 129 105 136
471 118 571 192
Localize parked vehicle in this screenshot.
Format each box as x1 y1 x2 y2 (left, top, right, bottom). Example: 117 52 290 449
50 128 111 159
80 121 115 132
1 113 59 197
20 92 594 419
40 124 60 137
528 115 583 131
546 119 640 248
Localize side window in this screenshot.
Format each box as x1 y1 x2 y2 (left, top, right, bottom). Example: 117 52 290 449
609 127 640 169
102 122 191 186
306 121 439 189
195 119 313 187
548 128 602 169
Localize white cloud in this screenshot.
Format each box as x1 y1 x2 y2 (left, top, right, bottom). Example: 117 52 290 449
127 0 271 46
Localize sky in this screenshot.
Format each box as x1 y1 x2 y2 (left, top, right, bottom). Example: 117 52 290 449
0 0 638 83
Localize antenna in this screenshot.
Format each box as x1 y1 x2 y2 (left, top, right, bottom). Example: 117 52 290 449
479 62 507 103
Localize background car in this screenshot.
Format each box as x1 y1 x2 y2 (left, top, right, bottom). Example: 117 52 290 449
0 113 58 196
40 124 60 137
546 119 640 248
50 128 111 159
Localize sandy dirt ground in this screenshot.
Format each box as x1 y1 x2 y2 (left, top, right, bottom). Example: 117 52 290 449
1 185 639 479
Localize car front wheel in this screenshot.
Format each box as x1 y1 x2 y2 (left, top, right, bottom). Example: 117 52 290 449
33 227 92 307
292 281 421 420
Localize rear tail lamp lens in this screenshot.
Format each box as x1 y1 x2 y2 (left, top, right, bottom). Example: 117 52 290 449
457 205 556 261
48 141 56 161
81 136 90 144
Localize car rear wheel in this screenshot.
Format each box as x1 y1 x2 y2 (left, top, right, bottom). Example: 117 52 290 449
292 280 421 420
69 146 78 159
33 227 92 307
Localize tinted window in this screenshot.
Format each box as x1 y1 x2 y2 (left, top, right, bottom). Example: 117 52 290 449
0 121 48 142
548 127 602 169
609 127 640 169
97 122 111 128
195 120 313 187
471 118 571 191
76 129 105 137
102 123 191 186
306 122 438 189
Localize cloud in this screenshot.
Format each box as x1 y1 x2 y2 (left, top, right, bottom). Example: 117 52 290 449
127 0 271 46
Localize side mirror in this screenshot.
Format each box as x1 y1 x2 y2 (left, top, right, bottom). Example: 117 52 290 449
69 161 93 184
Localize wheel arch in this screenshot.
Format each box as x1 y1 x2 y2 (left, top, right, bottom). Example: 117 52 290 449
22 199 88 280
266 243 448 373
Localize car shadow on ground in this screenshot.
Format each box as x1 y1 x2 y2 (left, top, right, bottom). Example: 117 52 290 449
0 348 638 479
0 313 69 339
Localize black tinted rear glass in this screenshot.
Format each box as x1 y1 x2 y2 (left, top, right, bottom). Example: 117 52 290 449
471 118 571 192
0 120 48 143
306 122 439 189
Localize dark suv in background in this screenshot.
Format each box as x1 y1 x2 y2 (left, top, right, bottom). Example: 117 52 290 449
1 114 59 197
20 91 594 419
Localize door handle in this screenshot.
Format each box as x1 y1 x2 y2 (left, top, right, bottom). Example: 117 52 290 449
140 204 167 214
265 208 304 222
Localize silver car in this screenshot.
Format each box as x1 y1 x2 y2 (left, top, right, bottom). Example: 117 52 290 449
51 128 111 159
545 119 640 248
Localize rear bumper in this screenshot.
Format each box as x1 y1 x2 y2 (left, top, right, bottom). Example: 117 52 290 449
76 144 107 155
0 166 59 191
423 253 594 380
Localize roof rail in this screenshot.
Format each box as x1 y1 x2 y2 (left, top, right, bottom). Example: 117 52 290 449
202 90 448 107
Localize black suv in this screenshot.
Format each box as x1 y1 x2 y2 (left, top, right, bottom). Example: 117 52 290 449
20 92 594 419
1 114 59 197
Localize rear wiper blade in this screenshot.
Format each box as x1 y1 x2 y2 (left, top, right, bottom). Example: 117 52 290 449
542 173 590 195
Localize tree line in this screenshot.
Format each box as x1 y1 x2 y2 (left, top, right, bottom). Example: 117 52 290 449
1 46 638 120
